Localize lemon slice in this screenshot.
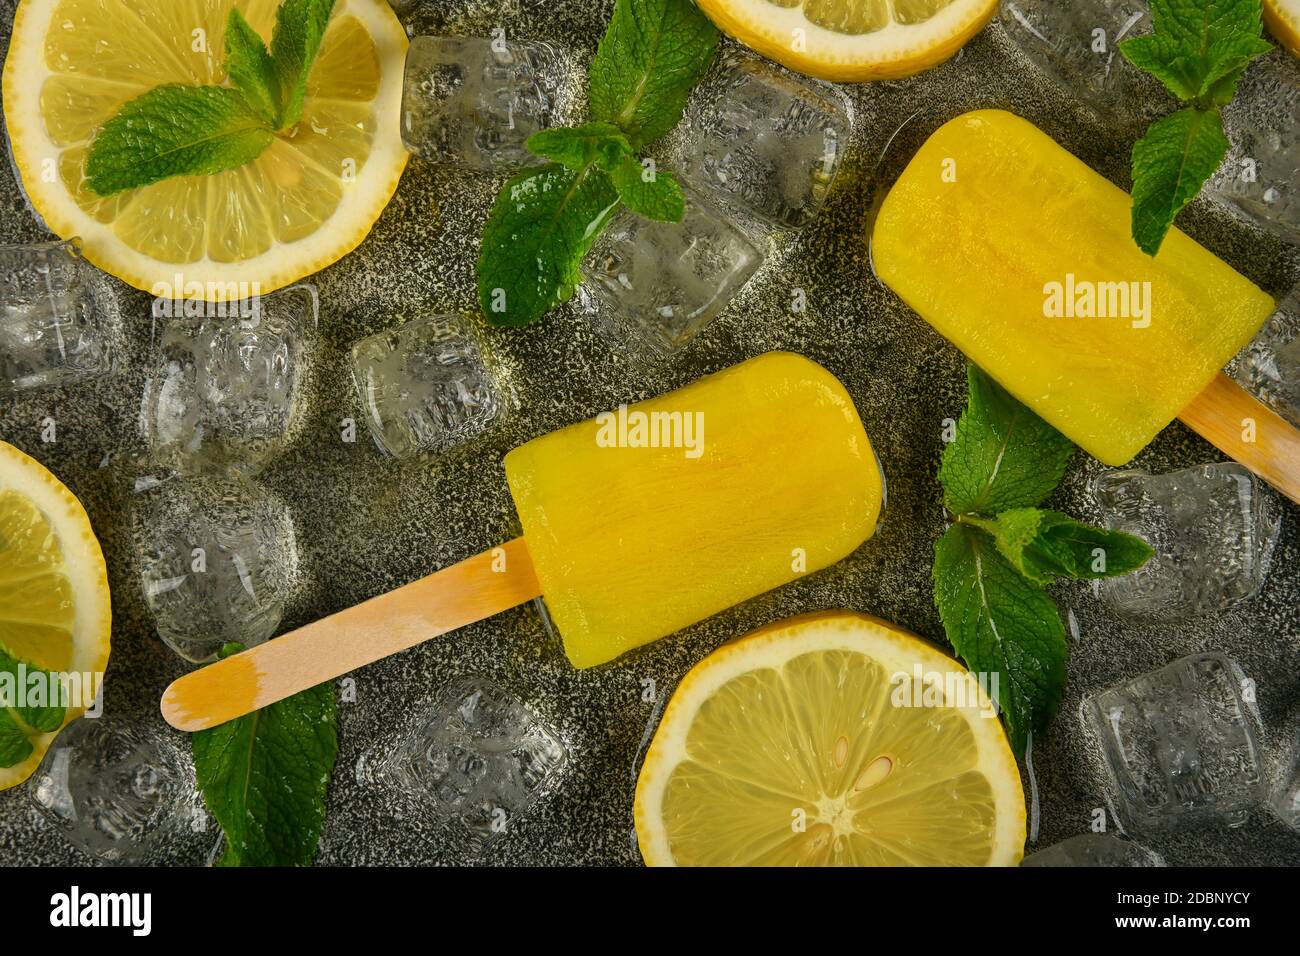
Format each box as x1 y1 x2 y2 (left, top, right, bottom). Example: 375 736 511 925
3 0 409 300
695 0 997 80
635 611 1025 866
1265 0 1300 56
0 442 111 792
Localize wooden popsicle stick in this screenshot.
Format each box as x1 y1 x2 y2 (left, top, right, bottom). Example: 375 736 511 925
1179 372 1300 507
161 537 542 732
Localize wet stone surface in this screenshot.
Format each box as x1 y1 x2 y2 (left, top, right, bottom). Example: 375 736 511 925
1 0 1299 865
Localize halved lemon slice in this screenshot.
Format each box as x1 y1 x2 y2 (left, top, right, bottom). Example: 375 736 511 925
695 0 997 80
635 611 1025 866
1265 0 1300 56
0 442 111 792
3 0 409 300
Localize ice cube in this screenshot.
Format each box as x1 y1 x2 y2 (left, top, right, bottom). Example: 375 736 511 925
1207 50 1300 243
679 52 850 229
1238 291 1300 429
357 676 567 852
1272 741 1300 832
401 35 572 170
349 315 510 460
580 193 764 361
140 285 317 472
132 471 298 663
1021 833 1166 866
1083 652 1264 832
1090 463 1279 620
999 0 1170 126
30 716 196 864
0 239 119 391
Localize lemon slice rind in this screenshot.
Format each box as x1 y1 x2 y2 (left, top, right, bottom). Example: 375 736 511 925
3 0 409 300
696 0 997 80
634 610 1026 867
0 442 111 792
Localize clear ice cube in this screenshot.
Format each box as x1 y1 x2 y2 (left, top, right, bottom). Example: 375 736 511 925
580 193 764 361
0 239 119 391
999 0 1170 126
1208 50 1300 244
401 35 571 170
132 471 298 663
679 52 850 229
1238 290 1300 429
31 716 196 864
140 286 316 472
1021 833 1166 866
1083 652 1264 832
357 676 567 851
349 315 509 460
1090 463 1279 620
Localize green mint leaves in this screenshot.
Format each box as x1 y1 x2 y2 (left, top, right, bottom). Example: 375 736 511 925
193 680 338 867
86 86 277 197
1130 108 1231 255
476 0 718 327
478 163 622 328
270 0 338 129
225 11 282 126
932 366 1153 754
0 649 67 769
588 0 720 147
962 510 1155 586
86 0 336 197
933 523 1068 758
938 363 1075 515
1120 0 1272 254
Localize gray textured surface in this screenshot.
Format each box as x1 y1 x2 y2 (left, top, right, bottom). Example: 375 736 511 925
1 0 1298 867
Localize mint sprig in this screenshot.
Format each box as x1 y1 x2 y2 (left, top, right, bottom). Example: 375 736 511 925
476 0 718 327
1120 0 1272 254
588 0 720 147
86 0 336 197
479 163 621 328
0 648 67 769
193 642 338 867
932 366 1154 754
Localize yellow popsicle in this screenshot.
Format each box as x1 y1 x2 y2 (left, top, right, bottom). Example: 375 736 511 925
505 352 884 668
872 109 1276 466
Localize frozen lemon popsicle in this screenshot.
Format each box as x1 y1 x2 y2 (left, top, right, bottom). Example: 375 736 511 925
873 109 1276 466
506 352 884 668
163 352 883 729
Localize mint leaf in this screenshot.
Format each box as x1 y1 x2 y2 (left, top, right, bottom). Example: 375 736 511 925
610 158 684 222
0 710 32 768
1119 35 1205 100
1130 107 1229 255
526 122 633 172
939 364 1075 516
933 523 1068 755
270 0 336 129
964 510 1154 585
225 9 280 126
1 655 66 743
193 682 338 867
1121 0 1271 103
588 0 719 147
0 647 68 769
477 162 621 327
86 85 275 196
